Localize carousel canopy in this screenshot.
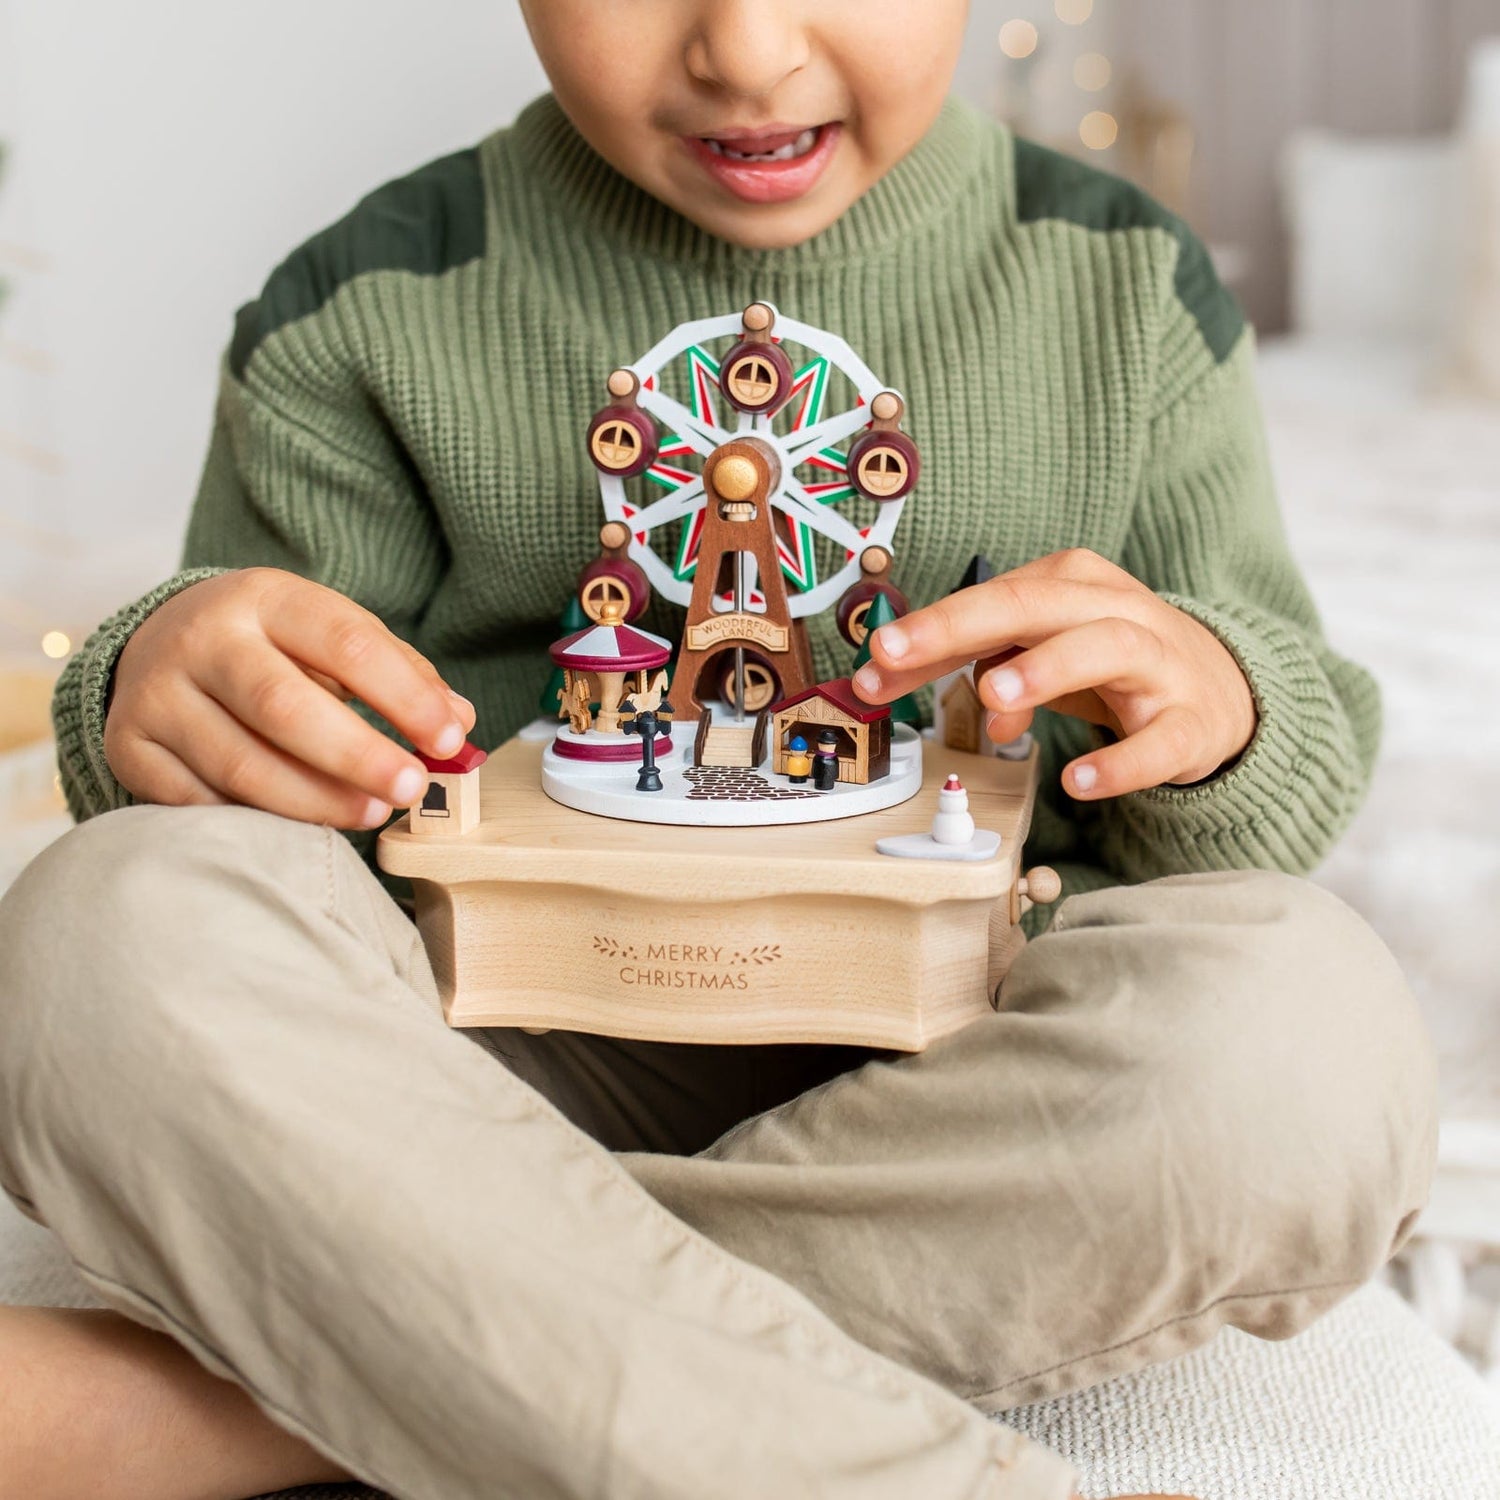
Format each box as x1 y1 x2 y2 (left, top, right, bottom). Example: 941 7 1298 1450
549 619 673 673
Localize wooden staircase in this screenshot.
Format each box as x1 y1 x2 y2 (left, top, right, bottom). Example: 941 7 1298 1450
697 720 758 769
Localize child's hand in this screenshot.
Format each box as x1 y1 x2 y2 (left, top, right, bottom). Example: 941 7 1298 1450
852 549 1255 800
104 568 476 830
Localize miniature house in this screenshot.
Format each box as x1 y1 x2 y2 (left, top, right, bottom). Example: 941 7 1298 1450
410 741 488 837
769 678 891 786
938 670 985 754
550 601 675 762
933 667 1033 761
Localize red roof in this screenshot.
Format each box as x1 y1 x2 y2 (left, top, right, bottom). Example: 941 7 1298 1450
418 740 488 775
769 677 890 726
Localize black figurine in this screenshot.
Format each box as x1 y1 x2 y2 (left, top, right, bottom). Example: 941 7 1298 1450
812 728 840 792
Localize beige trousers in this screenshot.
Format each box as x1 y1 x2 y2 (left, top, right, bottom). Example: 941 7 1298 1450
0 805 1437 1500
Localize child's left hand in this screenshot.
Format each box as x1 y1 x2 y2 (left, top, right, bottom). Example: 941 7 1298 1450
851 549 1256 800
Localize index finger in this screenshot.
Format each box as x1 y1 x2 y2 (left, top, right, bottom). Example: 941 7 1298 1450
265 588 467 762
857 569 1145 703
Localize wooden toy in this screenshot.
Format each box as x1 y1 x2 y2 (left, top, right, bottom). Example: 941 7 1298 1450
876 773 1004 863
407 742 488 837
378 304 1058 1048
548 605 675 760
379 737 1056 1049
769 679 890 785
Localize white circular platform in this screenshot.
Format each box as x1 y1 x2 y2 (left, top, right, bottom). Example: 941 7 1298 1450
542 724 925 827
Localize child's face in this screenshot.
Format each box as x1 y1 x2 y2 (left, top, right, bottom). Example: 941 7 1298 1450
516 0 970 249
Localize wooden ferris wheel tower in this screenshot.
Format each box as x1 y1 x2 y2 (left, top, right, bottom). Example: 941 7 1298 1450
578 301 921 720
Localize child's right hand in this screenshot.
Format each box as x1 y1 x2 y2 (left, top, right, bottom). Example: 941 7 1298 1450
104 567 476 830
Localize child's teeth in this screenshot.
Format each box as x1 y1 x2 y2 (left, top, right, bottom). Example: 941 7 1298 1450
707 128 820 164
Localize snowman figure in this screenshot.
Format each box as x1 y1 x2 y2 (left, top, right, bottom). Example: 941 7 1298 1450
875 771 1000 863
930 774 977 846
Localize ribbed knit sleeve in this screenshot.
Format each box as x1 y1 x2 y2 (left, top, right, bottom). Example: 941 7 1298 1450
51 565 233 822
1090 325 1381 879
52 308 446 829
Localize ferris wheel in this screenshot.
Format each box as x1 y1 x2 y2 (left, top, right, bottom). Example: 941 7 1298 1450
579 303 918 652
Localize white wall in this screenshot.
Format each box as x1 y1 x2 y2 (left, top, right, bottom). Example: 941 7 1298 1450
0 0 547 655
1106 0 1499 330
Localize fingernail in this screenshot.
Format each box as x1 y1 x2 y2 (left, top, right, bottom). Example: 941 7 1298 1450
447 689 474 717
853 664 882 697
434 723 465 758
988 667 1023 705
362 797 393 828
876 624 908 662
1071 763 1098 793
392 766 427 805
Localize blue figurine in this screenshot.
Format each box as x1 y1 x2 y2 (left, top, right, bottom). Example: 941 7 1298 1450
784 734 812 784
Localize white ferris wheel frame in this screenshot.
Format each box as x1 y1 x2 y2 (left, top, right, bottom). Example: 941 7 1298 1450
596 304 908 620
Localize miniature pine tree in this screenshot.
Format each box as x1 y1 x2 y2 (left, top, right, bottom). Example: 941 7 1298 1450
540 594 590 716
853 593 921 726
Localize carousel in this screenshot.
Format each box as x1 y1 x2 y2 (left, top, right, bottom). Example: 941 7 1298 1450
548 600 674 763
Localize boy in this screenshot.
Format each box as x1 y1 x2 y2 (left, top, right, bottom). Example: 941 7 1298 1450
0 2 1436 1498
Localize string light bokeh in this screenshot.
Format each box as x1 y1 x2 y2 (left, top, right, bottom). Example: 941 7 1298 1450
997 0 1118 155
998 19 1040 60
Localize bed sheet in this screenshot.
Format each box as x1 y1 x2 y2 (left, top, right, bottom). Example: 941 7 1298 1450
1256 338 1500 1121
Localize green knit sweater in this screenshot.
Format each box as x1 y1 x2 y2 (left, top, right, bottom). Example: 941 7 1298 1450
52 93 1378 905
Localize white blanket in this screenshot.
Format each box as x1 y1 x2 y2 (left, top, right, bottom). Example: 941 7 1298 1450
1256 339 1500 1124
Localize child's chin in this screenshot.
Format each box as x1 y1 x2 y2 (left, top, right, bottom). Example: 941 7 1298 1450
686 193 852 251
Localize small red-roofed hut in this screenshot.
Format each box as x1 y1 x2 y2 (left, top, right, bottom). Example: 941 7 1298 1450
768 678 891 785
410 740 488 837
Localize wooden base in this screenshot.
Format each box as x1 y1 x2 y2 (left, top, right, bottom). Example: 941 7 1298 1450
377 736 1042 1050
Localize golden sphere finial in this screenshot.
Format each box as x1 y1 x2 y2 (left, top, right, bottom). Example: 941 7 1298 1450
713 454 759 501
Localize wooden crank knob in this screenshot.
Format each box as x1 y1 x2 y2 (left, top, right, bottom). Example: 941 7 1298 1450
1019 867 1062 905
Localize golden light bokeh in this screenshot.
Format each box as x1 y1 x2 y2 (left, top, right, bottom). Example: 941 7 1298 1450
1074 52 1113 92
1079 111 1120 151
41 630 71 660
998 19 1040 59
1055 0 1095 25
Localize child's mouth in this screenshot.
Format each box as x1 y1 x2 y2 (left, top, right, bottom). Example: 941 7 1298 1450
684 122 841 205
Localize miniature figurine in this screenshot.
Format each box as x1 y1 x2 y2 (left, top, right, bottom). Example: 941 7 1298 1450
784 734 812 784
874 770 1000 864
930 774 976 845
812 730 840 791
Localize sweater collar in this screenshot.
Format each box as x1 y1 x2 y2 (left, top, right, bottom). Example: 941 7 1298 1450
502 92 989 268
